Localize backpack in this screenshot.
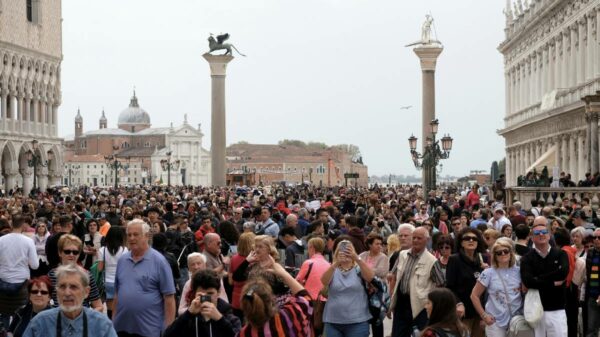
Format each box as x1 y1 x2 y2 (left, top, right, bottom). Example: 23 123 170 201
357 268 390 326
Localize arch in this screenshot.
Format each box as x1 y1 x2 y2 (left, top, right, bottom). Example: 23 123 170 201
0 141 18 174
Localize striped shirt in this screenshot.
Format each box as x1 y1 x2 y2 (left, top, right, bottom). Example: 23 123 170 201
48 267 101 308
238 290 313 337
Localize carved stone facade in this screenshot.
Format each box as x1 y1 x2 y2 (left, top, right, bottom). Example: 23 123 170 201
0 1 64 194
499 0 600 186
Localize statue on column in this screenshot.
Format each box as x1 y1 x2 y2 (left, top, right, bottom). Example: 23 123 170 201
406 15 442 47
207 33 246 56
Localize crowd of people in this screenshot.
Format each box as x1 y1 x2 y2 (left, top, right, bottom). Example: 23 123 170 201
0 182 598 337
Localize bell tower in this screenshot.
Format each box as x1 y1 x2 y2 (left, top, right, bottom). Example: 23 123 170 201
75 108 83 138
99 109 107 129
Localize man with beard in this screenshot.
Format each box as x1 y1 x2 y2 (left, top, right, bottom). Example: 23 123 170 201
23 264 116 337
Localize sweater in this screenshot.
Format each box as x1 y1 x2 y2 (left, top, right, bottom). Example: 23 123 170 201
164 299 240 337
520 246 569 311
445 253 483 319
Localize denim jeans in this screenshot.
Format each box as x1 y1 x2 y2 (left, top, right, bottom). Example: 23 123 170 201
324 321 370 337
0 278 26 295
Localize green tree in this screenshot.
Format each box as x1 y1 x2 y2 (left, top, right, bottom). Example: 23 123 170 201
335 144 362 161
278 139 307 147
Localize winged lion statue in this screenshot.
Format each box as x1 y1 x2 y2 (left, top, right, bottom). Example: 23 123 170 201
207 33 246 56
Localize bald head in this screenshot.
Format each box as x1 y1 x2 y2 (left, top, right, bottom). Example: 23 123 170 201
532 216 548 229
204 233 221 255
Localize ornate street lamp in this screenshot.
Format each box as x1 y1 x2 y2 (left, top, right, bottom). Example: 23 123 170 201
104 146 128 189
408 119 453 195
26 140 51 194
160 151 180 188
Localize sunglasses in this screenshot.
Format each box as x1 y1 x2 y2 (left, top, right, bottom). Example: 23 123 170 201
62 249 80 256
593 236 600 240
452 223 461 226
439 245 452 250
532 229 549 236
30 289 49 295
495 249 510 256
462 236 478 242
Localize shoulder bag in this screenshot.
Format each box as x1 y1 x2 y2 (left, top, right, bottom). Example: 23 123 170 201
493 268 533 337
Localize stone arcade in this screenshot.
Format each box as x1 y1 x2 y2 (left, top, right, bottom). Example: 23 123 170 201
499 0 600 186
0 1 64 194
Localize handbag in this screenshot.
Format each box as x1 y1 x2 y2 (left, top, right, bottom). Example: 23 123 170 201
523 289 543 327
493 269 533 337
312 287 327 331
357 268 390 326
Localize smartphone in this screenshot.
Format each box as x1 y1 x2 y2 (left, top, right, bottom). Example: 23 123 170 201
339 241 349 252
200 295 211 303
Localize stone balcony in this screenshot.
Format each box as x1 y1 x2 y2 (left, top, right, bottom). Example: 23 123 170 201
506 186 600 209
0 119 57 138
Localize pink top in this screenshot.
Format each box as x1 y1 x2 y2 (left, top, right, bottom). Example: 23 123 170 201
295 254 331 300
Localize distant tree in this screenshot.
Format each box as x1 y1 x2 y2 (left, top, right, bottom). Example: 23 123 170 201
498 158 506 177
335 144 362 161
278 139 307 147
490 161 499 182
307 141 328 149
235 140 249 145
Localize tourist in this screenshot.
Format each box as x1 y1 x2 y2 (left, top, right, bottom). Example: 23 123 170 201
321 239 374 337
421 288 469 337
164 270 240 337
520 216 569 337
113 219 176 337
97 227 128 319
22 264 117 337
445 227 486 337
82 219 102 269
571 227 588 258
31 219 51 277
471 240 522 337
359 233 388 337
7 276 52 337
433 234 454 283
228 232 254 320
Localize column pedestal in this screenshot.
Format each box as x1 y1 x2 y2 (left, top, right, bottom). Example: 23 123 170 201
203 53 234 187
413 46 443 195
21 169 33 196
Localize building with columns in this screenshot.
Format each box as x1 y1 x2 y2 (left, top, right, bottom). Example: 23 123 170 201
498 0 600 186
0 1 64 194
64 92 211 186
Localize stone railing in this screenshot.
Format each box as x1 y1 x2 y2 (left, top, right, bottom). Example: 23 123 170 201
506 187 600 209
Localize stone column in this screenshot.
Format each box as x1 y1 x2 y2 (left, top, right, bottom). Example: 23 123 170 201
541 46 548 96
570 134 578 178
587 12 594 82
578 131 587 179
579 18 586 85
571 25 578 87
505 148 512 186
555 37 562 90
584 94 600 174
505 70 511 116
38 167 49 192
548 41 555 92
561 135 569 173
412 46 443 194
21 168 33 196
203 53 234 187
596 8 600 78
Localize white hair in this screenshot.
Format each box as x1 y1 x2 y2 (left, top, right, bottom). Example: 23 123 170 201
286 214 298 223
571 226 589 238
127 218 150 234
187 252 206 264
398 223 416 234
55 264 89 288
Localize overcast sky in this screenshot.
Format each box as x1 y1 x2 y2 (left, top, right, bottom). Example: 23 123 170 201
60 0 507 177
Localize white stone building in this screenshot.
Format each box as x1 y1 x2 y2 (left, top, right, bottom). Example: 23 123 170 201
0 1 64 194
499 0 600 186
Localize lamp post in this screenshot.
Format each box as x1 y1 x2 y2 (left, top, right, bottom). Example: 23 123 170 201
160 151 180 188
66 164 80 187
104 152 128 190
26 140 51 193
408 119 453 195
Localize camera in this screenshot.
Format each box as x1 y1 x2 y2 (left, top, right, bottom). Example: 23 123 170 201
377 221 385 228
200 295 212 303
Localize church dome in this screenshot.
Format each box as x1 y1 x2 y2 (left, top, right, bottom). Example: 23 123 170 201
118 92 151 126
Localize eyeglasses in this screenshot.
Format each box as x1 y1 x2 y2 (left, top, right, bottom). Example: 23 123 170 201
452 222 461 226
462 236 478 242
62 249 80 256
30 289 49 295
495 249 510 256
532 229 549 236
593 236 600 240
439 245 452 250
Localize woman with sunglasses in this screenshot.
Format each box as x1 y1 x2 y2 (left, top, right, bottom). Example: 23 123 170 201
445 228 487 337
433 234 454 284
7 276 52 337
471 239 522 337
47 234 103 312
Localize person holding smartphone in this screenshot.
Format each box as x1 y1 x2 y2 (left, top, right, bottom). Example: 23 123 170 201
164 269 241 337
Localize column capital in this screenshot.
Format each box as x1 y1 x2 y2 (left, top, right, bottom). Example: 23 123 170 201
412 46 444 71
202 54 234 76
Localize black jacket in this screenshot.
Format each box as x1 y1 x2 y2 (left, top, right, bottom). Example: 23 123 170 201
445 252 484 319
164 299 240 337
520 246 569 311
